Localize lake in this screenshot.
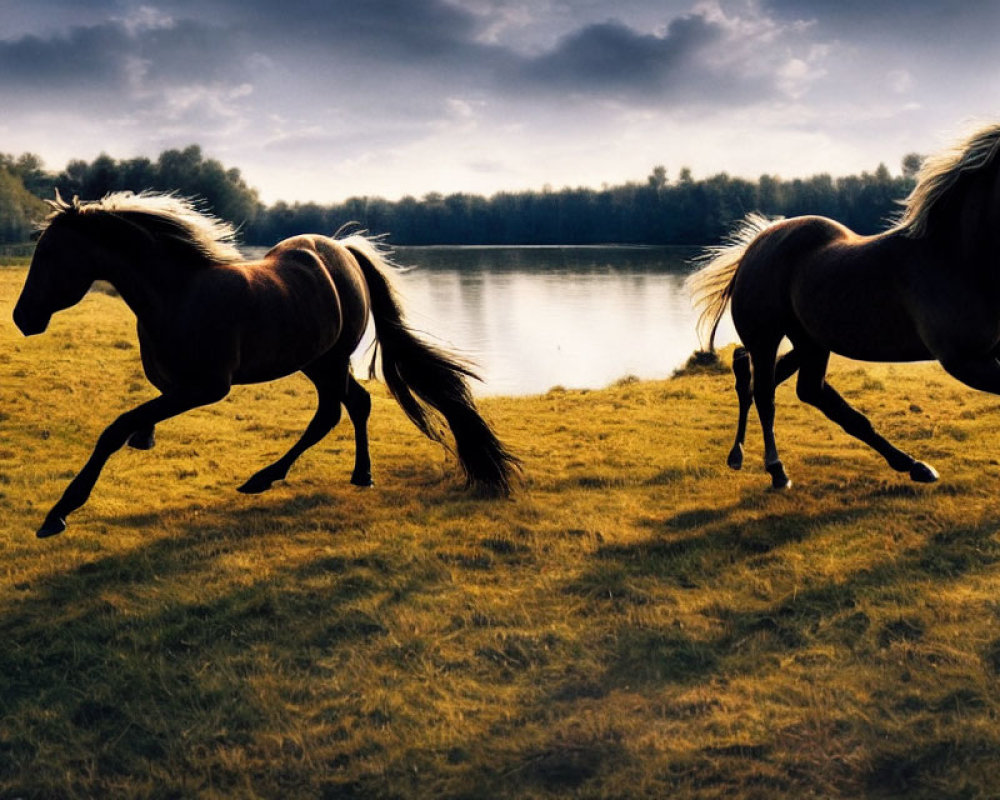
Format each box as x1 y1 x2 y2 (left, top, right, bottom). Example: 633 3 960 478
256 244 734 396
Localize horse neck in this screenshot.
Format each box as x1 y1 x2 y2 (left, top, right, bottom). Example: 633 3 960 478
96 245 188 328
929 165 1000 261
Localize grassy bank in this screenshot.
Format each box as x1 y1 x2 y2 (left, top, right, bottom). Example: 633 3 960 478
2 265 1000 798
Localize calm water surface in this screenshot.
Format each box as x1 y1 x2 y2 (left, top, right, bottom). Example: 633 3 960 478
381 245 735 396
251 245 733 396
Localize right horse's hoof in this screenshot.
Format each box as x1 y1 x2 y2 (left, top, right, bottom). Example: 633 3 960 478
766 460 791 490
910 461 939 483
37 514 67 538
350 472 374 488
237 476 274 494
727 444 744 470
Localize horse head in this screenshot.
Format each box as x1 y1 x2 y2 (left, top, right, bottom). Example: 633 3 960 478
13 195 98 336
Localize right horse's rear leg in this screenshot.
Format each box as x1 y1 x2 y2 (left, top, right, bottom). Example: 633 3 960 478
343 373 374 487
728 346 800 471
746 339 792 489
727 347 754 469
795 347 938 483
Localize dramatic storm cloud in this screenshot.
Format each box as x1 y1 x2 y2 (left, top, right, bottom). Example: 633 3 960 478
0 0 996 202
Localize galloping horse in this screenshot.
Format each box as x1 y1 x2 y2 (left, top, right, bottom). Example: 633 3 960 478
13 192 519 537
690 122 1000 489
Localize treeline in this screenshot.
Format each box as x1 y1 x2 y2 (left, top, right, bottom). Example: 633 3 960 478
0 146 259 245
252 163 917 246
0 146 921 247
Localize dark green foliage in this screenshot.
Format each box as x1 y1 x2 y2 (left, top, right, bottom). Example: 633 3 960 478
53 145 262 230
246 162 914 246
0 154 48 244
2 150 916 247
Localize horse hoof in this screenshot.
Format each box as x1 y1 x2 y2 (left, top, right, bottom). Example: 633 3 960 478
351 473 374 488
727 445 744 471
237 476 273 494
37 514 67 538
766 461 791 490
910 461 939 483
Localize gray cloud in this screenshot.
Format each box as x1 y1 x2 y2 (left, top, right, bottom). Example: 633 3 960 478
1 0 995 204
178 0 483 58
0 1 817 118
514 15 725 97
0 23 131 89
0 1 797 105
0 17 241 95
765 0 1000 45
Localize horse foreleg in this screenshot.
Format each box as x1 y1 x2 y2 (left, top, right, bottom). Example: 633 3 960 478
237 359 348 494
795 350 937 483
38 388 229 537
729 347 800 472
344 374 374 487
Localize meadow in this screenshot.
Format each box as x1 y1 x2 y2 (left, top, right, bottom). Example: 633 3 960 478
2 263 1000 798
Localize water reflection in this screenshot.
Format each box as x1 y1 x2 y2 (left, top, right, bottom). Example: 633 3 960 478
379 246 728 397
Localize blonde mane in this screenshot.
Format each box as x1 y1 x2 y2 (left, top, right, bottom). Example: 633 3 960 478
895 122 1000 238
39 190 243 264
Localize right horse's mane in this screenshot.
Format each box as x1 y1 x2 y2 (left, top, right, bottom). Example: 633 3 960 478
895 122 1000 238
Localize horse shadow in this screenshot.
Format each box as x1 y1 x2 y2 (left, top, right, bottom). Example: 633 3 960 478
0 490 448 791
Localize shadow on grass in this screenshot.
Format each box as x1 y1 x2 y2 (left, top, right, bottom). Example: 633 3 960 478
0 490 451 796
4 482 1000 797
531 502 1000 797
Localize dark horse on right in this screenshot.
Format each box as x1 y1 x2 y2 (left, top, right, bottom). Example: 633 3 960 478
691 122 1000 489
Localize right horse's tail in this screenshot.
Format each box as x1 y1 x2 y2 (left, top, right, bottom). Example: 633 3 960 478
341 234 520 496
687 212 778 351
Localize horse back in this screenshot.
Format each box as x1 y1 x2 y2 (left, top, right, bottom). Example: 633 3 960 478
733 216 933 360
267 235 371 351
166 238 353 385
730 217 850 341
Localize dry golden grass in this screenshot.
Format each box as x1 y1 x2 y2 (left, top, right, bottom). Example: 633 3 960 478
2 265 1000 798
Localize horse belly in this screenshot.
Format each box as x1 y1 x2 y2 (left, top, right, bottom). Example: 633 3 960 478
791 277 930 362
231 270 345 384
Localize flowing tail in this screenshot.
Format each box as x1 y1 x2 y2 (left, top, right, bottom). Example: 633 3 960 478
687 212 778 351
342 235 520 496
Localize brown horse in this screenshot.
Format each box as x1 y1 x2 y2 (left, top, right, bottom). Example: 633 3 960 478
13 192 519 537
690 122 1000 489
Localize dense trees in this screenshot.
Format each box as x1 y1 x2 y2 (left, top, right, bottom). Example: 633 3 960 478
0 146 921 247
54 145 261 227
0 154 49 244
245 162 916 247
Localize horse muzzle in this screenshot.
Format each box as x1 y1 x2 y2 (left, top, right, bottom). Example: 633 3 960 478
12 306 49 336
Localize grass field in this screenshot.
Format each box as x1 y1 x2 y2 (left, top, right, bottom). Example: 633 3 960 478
2 264 1000 798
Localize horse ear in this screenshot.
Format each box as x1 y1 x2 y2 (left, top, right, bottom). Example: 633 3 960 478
45 187 65 211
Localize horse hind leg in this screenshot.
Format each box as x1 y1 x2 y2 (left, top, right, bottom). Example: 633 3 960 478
728 346 800 475
344 373 374 487
727 347 753 469
794 347 938 483
745 339 792 489
237 357 349 495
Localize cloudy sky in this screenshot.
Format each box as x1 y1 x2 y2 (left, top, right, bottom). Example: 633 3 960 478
2 0 998 203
